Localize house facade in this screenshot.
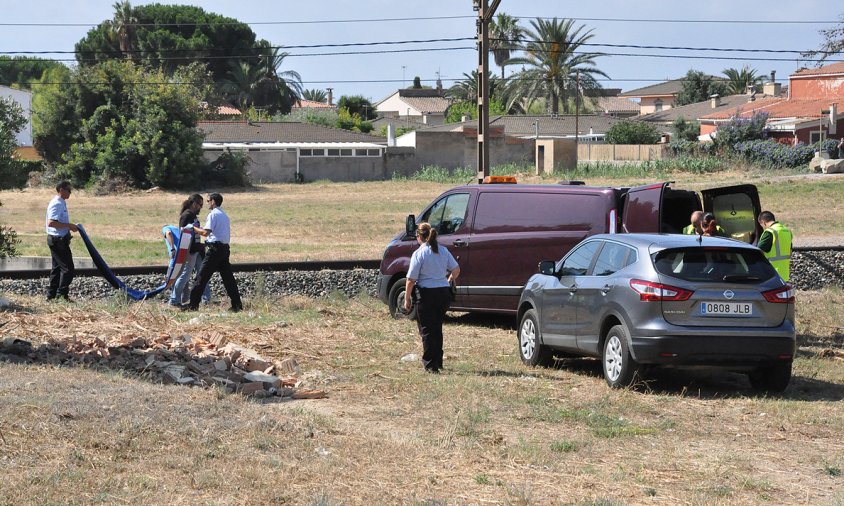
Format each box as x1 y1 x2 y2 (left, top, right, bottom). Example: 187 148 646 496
375 88 451 126
1 85 33 151
699 63 844 145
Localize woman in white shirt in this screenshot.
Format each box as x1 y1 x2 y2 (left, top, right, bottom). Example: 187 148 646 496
403 222 460 373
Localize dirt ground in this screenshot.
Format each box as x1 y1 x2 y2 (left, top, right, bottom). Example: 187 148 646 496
1 292 843 505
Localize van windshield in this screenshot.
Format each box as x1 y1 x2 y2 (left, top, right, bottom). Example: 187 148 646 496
652 247 777 283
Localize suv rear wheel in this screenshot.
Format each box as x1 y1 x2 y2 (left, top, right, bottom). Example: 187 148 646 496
602 325 642 388
748 362 792 393
518 309 553 366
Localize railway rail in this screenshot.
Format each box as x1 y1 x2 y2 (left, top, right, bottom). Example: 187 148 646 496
2 246 843 281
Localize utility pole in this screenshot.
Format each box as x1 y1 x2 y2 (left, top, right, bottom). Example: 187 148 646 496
475 0 501 183
575 70 580 152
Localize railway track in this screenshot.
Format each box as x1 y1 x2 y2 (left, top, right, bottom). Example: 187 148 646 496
3 246 844 281
1 259 382 280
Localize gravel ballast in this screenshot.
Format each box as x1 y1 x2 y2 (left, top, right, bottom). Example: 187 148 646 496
1 250 842 301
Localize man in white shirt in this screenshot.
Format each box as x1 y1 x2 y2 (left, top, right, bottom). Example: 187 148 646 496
185 193 243 312
45 181 79 301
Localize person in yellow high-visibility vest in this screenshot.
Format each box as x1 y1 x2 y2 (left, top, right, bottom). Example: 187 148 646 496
757 211 793 282
682 211 703 235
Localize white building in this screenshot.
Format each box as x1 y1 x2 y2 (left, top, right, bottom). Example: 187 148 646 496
0 85 33 147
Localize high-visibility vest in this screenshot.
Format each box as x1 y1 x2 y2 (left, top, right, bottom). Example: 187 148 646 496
762 222 792 281
683 224 696 234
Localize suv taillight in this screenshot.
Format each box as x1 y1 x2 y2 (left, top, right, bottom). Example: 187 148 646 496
630 279 693 301
762 284 795 303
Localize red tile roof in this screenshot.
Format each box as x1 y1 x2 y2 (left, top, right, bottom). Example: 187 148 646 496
292 99 336 109
700 98 835 121
791 62 844 77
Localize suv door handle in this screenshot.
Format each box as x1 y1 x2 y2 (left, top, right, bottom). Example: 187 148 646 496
601 284 612 295
452 239 467 247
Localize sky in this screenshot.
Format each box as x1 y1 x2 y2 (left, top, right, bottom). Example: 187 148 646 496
2 0 841 103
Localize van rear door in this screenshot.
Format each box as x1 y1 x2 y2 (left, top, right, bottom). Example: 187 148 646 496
621 182 667 233
701 185 761 243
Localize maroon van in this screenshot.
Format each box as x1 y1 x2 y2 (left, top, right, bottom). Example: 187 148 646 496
377 180 761 317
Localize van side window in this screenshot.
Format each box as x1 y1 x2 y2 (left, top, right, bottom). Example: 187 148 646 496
593 242 633 276
559 241 601 276
419 193 470 236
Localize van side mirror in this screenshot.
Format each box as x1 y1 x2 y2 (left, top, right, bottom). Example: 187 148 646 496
538 260 556 276
405 214 417 237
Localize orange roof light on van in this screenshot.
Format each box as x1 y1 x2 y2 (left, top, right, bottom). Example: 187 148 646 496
482 176 517 184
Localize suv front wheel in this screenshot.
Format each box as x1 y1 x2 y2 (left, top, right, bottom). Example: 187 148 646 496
518 309 553 366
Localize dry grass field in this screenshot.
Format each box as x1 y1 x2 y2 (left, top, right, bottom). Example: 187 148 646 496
2 172 842 266
1 287 843 505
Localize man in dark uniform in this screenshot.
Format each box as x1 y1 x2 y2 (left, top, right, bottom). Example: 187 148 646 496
45 181 78 301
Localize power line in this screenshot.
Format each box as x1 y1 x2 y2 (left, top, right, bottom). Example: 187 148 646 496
2 38 476 55
0 15 836 27
0 15 476 27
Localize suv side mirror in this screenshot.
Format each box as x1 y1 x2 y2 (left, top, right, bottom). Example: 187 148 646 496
405 214 417 237
538 260 556 276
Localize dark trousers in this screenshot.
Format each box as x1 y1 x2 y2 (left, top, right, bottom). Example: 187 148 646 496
47 235 74 298
416 286 451 371
189 243 242 310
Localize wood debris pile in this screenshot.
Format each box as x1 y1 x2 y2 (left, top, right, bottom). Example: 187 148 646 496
0 333 327 400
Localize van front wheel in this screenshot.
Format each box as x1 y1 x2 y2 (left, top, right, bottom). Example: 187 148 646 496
388 278 415 320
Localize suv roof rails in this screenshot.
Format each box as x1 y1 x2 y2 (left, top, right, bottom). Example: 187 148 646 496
557 180 586 186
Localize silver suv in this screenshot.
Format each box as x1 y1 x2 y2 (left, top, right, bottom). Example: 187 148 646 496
517 234 796 391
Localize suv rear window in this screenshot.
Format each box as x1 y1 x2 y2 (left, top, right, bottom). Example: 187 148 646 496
653 247 777 283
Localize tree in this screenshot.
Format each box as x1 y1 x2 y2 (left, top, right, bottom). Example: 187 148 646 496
802 13 844 64
302 88 327 103
723 66 763 95
0 56 65 89
489 13 523 79
75 4 267 83
506 18 608 115
672 117 701 142
445 99 506 123
676 70 729 106
412 76 422 89
33 60 209 189
221 45 302 115
0 97 24 257
337 95 376 120
605 120 661 144
106 1 137 57
335 108 373 133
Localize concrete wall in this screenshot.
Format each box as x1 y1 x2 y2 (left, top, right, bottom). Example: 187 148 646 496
578 143 670 162
204 147 417 183
535 139 577 174
412 130 533 170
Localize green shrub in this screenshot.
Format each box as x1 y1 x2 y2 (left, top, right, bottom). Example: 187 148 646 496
605 120 661 144
203 148 252 186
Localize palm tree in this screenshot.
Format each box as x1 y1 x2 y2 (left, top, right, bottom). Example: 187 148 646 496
723 66 763 95
106 1 137 58
446 71 499 102
489 13 523 79
505 18 608 115
224 45 304 115
302 89 328 103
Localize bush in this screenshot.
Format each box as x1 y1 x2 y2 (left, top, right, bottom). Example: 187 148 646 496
733 140 815 169
713 112 768 150
605 120 661 144
203 149 252 186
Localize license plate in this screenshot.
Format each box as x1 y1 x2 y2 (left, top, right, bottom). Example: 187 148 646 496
700 301 754 316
